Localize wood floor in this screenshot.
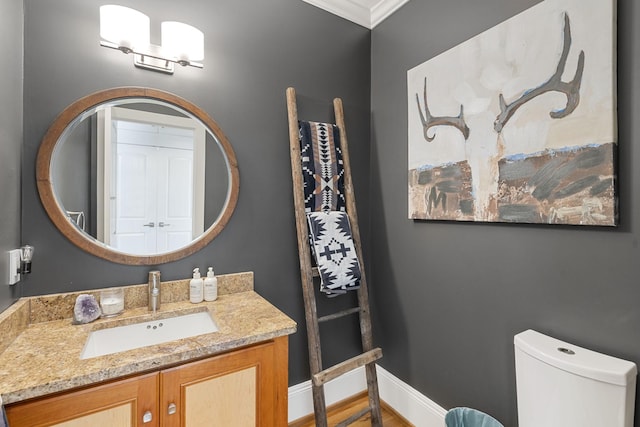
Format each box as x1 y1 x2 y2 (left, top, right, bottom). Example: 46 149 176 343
289 391 414 427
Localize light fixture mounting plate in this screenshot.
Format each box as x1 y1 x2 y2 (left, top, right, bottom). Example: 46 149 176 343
134 54 175 74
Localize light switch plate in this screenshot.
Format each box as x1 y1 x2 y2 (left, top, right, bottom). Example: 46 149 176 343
8 249 20 285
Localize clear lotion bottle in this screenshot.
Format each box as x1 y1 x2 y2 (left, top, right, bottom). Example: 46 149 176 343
190 268 204 303
204 267 218 301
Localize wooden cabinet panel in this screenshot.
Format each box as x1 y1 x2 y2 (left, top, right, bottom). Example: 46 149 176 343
6 337 288 427
6 372 158 427
54 403 133 427
184 366 257 426
161 337 288 427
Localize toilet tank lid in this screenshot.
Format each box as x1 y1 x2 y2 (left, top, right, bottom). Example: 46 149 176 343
514 329 637 386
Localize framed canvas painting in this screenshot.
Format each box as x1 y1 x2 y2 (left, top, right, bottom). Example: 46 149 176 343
407 0 617 225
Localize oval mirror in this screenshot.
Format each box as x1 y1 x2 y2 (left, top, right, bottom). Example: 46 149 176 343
37 87 239 265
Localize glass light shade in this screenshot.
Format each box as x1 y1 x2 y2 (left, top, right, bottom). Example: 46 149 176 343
20 245 34 274
20 245 34 262
161 21 204 62
100 5 150 51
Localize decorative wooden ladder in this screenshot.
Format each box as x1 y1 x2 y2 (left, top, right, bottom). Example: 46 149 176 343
286 87 383 427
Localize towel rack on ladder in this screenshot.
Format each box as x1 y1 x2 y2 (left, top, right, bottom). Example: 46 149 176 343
286 87 383 427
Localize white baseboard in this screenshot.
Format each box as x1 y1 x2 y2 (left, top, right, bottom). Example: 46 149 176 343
288 365 447 426
377 366 447 426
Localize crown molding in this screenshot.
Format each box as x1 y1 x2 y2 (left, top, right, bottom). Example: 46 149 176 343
302 0 410 29
370 0 410 28
302 0 371 28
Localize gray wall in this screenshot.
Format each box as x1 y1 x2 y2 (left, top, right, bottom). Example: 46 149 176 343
53 119 91 232
0 0 23 311
371 0 640 425
21 0 371 386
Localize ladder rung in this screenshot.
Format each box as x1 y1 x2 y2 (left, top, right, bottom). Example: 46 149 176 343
312 348 382 387
318 307 360 323
312 266 319 277
335 406 371 427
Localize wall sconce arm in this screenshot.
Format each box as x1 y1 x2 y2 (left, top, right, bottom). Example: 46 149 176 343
100 41 203 74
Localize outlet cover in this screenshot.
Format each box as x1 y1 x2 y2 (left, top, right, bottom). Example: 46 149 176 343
8 249 20 285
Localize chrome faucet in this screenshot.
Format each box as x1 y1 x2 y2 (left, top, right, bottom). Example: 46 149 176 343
148 270 161 313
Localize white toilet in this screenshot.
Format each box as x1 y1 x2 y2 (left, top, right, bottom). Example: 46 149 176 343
514 329 637 427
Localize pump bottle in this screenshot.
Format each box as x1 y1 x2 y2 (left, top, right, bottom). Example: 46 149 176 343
204 267 218 301
190 268 204 303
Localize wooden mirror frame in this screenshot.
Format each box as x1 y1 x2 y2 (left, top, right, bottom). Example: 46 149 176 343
36 87 239 265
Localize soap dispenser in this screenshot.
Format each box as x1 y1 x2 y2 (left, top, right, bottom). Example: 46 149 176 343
190 268 204 303
204 267 218 301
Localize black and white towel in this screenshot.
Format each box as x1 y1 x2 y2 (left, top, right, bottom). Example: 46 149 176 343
0 395 8 427
307 211 361 296
298 121 346 213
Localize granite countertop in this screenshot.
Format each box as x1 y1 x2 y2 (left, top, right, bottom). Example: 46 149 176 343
0 272 296 405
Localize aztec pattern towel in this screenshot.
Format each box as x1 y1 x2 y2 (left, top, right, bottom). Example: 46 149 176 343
0 395 8 427
307 211 361 296
298 121 346 213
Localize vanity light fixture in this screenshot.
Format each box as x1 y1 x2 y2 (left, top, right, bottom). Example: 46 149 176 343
99 5 204 74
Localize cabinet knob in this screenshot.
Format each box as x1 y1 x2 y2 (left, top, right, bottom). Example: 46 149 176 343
168 403 177 415
142 411 153 423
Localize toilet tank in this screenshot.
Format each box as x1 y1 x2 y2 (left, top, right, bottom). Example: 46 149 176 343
514 329 637 427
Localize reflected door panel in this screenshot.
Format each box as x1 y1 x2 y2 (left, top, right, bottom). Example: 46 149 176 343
112 122 196 255
113 143 158 254
156 149 194 253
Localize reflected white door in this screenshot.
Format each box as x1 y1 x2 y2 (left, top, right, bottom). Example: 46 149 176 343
112 143 157 254
113 144 194 254
98 107 205 254
155 147 194 252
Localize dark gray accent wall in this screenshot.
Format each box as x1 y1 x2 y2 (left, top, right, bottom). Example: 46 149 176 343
22 0 370 386
371 0 640 425
0 0 23 311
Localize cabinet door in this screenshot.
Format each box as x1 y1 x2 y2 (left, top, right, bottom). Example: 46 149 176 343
6 372 159 427
160 337 288 427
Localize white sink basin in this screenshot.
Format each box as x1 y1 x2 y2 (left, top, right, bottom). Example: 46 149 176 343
80 310 219 359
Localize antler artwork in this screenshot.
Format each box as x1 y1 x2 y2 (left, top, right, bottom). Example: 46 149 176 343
416 77 470 142
494 12 585 133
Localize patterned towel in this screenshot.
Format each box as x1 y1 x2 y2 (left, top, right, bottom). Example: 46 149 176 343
307 211 361 296
0 395 8 427
298 121 346 213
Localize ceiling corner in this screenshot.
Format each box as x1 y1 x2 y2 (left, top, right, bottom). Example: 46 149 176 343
302 0 410 29
370 0 410 28
302 0 372 28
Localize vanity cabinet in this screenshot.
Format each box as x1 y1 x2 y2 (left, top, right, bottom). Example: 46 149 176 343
160 337 287 426
5 372 158 427
6 337 288 427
